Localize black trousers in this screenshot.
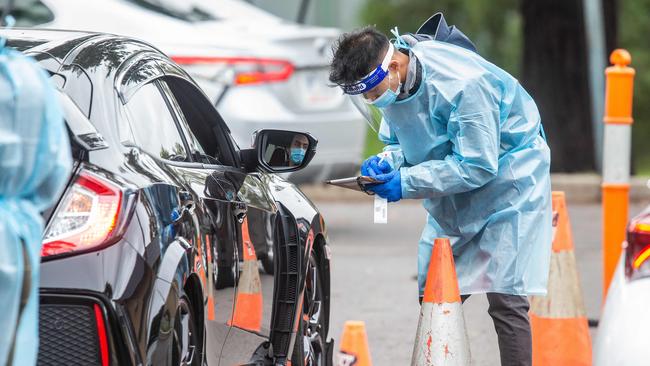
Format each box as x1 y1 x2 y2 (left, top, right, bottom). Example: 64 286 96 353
419 293 532 366
463 293 532 366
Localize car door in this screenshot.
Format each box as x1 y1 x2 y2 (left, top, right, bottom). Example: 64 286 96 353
155 75 280 364
117 77 214 363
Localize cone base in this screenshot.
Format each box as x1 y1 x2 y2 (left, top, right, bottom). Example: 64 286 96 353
411 302 470 366
228 293 263 332
530 314 592 366
338 321 372 366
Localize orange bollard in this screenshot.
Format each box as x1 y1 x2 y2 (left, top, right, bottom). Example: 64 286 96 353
228 217 263 332
602 49 635 298
530 192 592 366
337 321 372 366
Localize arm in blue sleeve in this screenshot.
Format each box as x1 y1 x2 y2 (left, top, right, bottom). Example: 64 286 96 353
400 79 500 199
377 118 405 169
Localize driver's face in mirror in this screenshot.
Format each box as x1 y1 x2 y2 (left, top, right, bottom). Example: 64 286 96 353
263 132 310 168
289 134 309 166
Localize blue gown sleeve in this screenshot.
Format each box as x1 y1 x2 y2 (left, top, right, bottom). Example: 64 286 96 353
377 118 405 169
400 78 500 198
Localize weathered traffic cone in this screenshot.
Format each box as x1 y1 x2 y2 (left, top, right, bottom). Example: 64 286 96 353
411 238 470 366
228 217 263 332
337 321 372 366
529 191 592 366
205 234 215 321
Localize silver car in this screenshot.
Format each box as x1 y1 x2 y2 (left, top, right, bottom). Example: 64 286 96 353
594 206 650 365
12 0 366 183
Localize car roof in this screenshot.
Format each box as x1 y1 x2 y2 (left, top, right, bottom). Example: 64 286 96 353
0 28 188 144
1 27 235 156
1 27 164 69
1 28 96 54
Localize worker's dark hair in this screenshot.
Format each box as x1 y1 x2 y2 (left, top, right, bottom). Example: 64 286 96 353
329 26 389 86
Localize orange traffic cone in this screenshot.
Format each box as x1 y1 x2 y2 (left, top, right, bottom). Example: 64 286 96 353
411 238 470 366
529 191 592 366
205 234 215 321
228 217 263 332
337 321 372 366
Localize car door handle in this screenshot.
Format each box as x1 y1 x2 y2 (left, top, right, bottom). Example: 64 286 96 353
172 190 195 223
231 201 247 223
179 190 193 206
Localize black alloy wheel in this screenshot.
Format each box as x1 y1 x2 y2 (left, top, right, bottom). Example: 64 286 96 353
292 248 327 366
172 296 201 366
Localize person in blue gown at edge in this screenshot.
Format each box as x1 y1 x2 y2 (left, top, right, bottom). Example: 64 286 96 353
0 30 72 365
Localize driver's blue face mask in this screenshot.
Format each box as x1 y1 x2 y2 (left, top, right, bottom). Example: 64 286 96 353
290 148 306 164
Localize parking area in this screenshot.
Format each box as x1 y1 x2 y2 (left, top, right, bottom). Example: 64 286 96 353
314 196 649 365
3 0 649 364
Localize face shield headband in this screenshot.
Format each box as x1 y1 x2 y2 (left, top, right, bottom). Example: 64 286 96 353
341 43 395 95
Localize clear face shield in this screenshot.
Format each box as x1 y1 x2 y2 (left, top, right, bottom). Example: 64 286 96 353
349 95 383 133
341 44 395 133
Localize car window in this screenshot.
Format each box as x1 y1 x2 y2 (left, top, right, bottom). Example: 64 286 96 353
162 76 238 167
157 80 217 162
9 0 54 26
124 0 217 22
125 82 189 161
123 0 279 23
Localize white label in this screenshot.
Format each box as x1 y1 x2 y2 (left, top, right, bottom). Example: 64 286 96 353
374 195 388 224
337 351 358 366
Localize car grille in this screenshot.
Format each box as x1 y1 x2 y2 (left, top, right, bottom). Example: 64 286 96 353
38 303 102 366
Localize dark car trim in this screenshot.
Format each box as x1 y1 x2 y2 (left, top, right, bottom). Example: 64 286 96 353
38 291 134 366
1 27 332 365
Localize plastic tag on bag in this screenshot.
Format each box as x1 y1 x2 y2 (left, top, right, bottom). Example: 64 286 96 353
374 195 388 224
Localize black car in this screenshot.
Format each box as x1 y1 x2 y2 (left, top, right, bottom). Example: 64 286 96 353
2 28 333 366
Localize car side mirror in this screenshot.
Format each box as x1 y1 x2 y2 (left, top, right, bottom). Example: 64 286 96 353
240 129 317 173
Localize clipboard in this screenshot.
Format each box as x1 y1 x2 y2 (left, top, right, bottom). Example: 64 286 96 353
325 176 381 194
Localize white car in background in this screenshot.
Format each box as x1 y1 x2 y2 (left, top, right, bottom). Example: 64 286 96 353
594 206 650 365
12 0 366 182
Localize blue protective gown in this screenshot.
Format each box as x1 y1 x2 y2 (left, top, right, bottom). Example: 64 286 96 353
0 46 72 365
379 39 552 296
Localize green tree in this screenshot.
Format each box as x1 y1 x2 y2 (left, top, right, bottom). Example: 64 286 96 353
361 0 521 75
621 0 650 174
521 0 594 172
362 0 604 172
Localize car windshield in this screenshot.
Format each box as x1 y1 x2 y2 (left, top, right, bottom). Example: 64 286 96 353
124 0 217 22
125 0 280 23
9 0 55 27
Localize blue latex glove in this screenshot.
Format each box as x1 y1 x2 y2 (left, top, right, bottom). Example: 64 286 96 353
367 170 402 202
361 156 392 176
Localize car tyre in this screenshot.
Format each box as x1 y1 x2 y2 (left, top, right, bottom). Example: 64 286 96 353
291 247 328 366
172 295 201 366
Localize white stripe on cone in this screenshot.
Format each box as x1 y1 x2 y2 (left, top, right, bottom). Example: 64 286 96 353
411 302 471 366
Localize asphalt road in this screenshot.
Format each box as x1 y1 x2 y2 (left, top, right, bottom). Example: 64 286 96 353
313 196 649 366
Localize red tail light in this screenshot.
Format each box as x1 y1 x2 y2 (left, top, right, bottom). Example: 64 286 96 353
171 56 294 85
42 170 123 258
625 214 650 280
93 303 110 366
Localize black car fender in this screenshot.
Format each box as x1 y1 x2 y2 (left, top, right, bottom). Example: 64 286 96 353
145 237 205 362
